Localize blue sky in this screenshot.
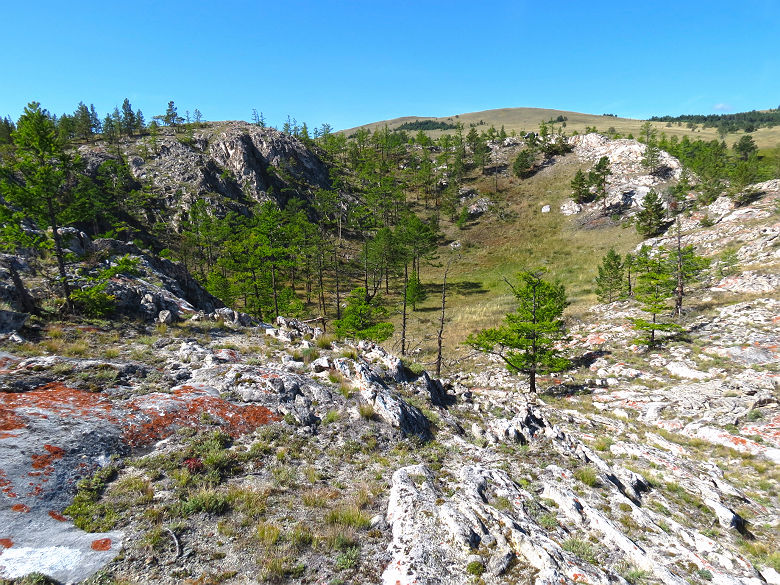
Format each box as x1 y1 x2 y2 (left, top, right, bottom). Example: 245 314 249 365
2 0 778 130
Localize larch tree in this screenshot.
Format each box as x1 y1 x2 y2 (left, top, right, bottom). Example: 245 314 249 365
465 270 569 394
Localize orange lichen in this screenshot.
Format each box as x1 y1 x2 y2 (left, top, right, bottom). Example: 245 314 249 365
123 386 280 447
11 503 29 513
48 510 68 522
0 538 12 548
90 538 112 551
31 444 66 470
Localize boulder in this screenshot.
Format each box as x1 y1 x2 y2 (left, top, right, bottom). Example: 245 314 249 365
157 310 173 324
0 310 28 334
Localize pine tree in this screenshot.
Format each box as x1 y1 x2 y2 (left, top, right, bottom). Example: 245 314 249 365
630 247 679 346
465 270 569 394
671 218 710 317
73 102 93 142
570 169 591 203
0 102 76 307
635 190 667 236
588 156 611 209
405 271 426 310
595 249 624 303
121 98 136 136
333 287 393 342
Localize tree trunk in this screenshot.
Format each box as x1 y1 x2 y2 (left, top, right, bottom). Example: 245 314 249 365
46 197 73 311
436 262 452 377
271 262 279 318
674 218 684 317
401 262 408 356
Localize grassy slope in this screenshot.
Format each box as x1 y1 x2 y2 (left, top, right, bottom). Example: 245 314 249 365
341 106 780 150
384 153 644 366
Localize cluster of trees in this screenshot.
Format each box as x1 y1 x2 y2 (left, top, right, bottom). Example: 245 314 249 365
649 108 780 134
0 103 157 309
397 120 457 132
595 229 709 345
513 121 573 179
0 99 205 149
570 156 612 206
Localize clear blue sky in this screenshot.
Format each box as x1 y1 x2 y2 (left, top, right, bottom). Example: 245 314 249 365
2 0 778 130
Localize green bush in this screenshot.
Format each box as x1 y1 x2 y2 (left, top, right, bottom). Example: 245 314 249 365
70 283 115 317
466 561 485 576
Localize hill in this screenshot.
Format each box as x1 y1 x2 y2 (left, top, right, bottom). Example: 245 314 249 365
342 106 780 150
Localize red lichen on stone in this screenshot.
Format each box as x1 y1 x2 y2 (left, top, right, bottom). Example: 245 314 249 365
0 538 12 548
1 383 116 425
0 469 17 498
49 510 68 522
11 503 29 513
31 444 66 470
0 408 25 439
90 538 112 551
123 386 280 447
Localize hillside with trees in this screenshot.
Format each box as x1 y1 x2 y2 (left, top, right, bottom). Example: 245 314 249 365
0 100 779 585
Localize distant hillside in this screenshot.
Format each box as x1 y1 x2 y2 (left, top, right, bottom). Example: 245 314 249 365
344 106 780 150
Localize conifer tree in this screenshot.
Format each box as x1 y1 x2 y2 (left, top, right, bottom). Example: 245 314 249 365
0 102 75 307
588 156 611 209
635 190 667 236
630 247 679 346
595 249 624 303
570 169 590 203
465 270 569 394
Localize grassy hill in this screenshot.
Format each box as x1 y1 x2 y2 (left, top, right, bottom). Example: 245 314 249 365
342 106 780 151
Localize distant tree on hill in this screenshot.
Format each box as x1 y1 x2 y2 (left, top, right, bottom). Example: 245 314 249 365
512 149 536 179
588 156 611 208
73 102 93 142
570 169 591 203
635 190 667 236
595 249 625 303
164 101 183 130
733 135 758 160
121 98 136 136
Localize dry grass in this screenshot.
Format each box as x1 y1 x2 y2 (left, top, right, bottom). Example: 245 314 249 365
342 106 780 149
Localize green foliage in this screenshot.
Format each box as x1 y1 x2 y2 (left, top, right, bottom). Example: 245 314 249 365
595 248 624 303
70 282 116 317
334 287 393 342
635 190 667 236
561 538 597 564
574 467 599 486
512 149 536 178
570 168 591 203
396 120 456 131
629 246 681 346
733 135 758 160
588 156 611 206
64 464 119 532
405 271 427 310
466 561 485 576
465 270 569 393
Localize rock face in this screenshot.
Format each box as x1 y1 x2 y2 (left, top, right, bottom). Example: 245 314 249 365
562 133 682 214
93 122 333 225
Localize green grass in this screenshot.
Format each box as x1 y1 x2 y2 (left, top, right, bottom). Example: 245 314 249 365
326 505 371 529
561 538 597 564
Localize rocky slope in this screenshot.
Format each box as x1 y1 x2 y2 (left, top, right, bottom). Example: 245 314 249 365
79 122 331 226
0 149 778 584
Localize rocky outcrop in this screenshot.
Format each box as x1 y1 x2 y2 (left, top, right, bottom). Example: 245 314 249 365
114 123 331 224
561 133 682 214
